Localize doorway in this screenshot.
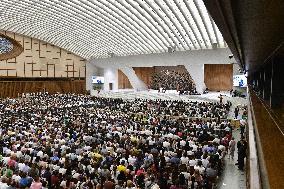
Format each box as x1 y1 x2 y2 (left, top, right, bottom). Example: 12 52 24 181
109 83 113 90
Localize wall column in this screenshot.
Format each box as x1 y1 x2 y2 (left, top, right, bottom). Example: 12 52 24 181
184 64 206 94
119 66 147 91
103 68 118 91
85 63 103 91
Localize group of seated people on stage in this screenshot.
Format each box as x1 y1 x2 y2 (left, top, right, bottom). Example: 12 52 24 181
0 92 240 189
151 70 199 95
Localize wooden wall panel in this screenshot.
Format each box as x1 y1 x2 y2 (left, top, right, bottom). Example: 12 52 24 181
251 91 284 189
118 69 132 89
133 67 154 87
204 64 233 91
0 78 85 98
118 67 155 89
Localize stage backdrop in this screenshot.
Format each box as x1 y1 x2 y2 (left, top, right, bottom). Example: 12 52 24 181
118 66 194 90
204 64 233 91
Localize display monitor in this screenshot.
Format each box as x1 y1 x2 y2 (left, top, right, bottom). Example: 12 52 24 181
92 76 104 84
233 75 247 87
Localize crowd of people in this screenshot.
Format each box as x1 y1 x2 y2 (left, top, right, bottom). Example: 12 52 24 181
151 70 198 95
0 92 245 189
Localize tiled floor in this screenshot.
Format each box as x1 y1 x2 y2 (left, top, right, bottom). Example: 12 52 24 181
217 129 246 189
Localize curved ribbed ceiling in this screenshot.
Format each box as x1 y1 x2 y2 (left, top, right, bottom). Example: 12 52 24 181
0 0 226 59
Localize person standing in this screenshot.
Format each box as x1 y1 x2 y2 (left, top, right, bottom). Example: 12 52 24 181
218 94 223 104
228 137 236 160
240 122 246 137
237 139 247 171
234 107 239 119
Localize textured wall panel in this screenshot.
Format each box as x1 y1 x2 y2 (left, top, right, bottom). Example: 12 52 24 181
0 31 86 77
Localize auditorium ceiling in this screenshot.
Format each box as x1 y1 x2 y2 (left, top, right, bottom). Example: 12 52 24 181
0 0 226 59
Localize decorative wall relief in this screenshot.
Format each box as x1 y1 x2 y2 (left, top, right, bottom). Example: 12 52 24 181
0 34 23 61
0 31 86 77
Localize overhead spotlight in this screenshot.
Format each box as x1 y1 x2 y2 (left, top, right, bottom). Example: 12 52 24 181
229 54 234 59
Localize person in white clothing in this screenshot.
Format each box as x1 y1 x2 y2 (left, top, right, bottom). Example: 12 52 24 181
229 137 236 160
180 153 189 165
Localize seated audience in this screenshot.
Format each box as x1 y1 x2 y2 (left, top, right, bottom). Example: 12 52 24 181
0 92 241 188
151 70 199 95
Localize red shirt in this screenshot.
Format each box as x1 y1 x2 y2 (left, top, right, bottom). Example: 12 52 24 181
51 175 59 186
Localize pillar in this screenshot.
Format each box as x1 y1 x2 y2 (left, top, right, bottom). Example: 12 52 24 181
184 64 206 94
118 66 147 91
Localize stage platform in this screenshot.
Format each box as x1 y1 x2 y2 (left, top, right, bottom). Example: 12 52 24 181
92 89 247 120
92 89 247 111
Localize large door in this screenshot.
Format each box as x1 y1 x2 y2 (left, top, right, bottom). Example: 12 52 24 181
109 83 113 90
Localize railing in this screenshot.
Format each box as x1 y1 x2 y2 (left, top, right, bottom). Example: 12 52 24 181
247 89 270 189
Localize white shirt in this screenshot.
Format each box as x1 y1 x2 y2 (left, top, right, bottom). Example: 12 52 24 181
18 163 26 172
202 159 209 168
0 182 8 189
189 159 197 167
181 172 191 180
73 172 80 179
16 151 23 158
163 141 170 148
37 151 44 158
212 138 220 144
12 174 21 182
128 156 136 165
194 165 205 175
149 140 155 146
180 157 189 165
218 145 226 151
180 140 186 146
60 180 66 188
2 157 10 165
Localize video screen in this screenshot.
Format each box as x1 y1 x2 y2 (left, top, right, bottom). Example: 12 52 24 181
233 75 247 87
92 76 104 84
